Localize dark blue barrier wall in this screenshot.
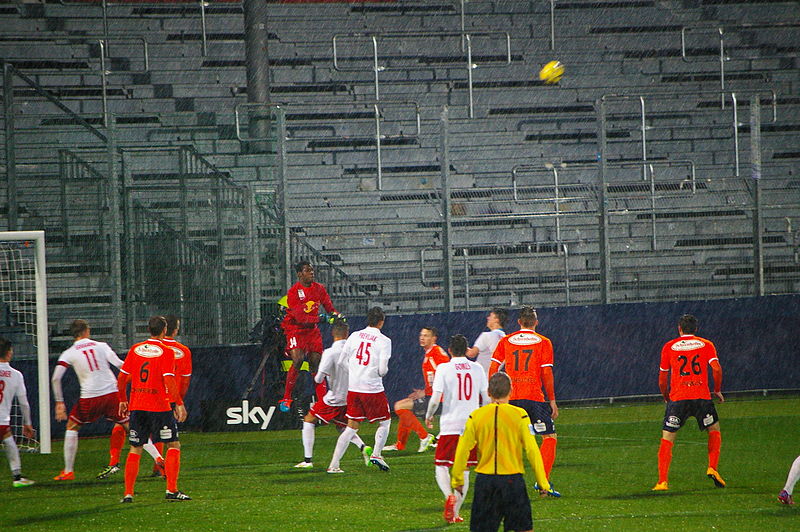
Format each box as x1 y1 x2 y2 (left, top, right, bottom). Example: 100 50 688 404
15 294 800 438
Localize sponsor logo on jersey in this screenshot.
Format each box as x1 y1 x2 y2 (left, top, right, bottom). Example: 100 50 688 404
666 415 681 428
297 288 306 300
671 339 705 351
703 414 714 426
134 343 163 358
533 420 547 433
509 333 542 346
172 347 186 360
226 400 275 430
304 300 316 314
160 425 173 440
129 429 140 444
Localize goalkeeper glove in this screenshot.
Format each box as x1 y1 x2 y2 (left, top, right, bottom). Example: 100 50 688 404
328 312 346 324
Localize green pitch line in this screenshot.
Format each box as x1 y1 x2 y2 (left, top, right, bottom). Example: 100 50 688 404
1 397 797 531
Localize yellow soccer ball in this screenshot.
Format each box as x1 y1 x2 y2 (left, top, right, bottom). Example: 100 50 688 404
539 60 564 84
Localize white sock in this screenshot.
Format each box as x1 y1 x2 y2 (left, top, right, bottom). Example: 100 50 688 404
373 419 390 455
435 465 452 498
784 455 800 494
329 427 357 470
64 429 79 472
142 440 162 461
302 422 315 461
455 470 470 516
350 430 365 450
3 436 21 476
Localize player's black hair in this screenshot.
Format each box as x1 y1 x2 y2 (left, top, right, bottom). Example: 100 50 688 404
165 314 180 336
422 326 438 338
331 318 349 338
488 372 512 399
679 314 698 335
491 308 508 328
295 260 312 273
0 336 12 360
518 306 538 327
148 316 167 337
70 319 90 339
449 334 468 356
367 307 385 327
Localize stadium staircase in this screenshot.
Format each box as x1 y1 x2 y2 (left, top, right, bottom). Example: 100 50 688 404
0 0 798 345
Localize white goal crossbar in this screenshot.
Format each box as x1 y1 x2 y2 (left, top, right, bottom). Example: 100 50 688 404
0 231 50 454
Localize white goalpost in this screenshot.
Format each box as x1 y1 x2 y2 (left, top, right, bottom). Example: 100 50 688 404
0 231 51 454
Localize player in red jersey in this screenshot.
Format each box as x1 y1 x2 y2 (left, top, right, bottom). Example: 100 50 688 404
384 327 449 452
117 316 190 502
652 314 725 491
279 261 342 412
489 306 560 486
142 314 192 477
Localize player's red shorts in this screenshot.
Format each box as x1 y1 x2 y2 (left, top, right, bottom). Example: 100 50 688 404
69 392 128 425
0 425 10 437
346 391 391 423
284 326 323 354
435 434 478 467
309 400 347 426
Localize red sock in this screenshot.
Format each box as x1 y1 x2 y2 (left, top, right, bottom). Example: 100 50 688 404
540 437 557 479
658 439 674 483
708 430 721 470
109 424 126 466
396 409 427 448
283 366 299 401
166 448 181 493
124 452 141 496
155 442 164 456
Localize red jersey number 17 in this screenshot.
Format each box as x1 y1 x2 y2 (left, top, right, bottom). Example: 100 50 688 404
355 342 372 366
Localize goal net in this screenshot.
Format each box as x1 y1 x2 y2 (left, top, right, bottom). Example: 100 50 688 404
0 231 51 454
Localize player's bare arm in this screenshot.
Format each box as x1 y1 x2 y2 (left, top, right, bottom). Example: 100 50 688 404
55 401 67 421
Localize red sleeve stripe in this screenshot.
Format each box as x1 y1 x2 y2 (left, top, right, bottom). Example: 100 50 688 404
57 361 70 368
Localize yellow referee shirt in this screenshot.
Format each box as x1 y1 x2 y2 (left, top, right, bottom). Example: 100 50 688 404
451 402 550 491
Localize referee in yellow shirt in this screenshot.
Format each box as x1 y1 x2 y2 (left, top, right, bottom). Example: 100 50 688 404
452 372 559 532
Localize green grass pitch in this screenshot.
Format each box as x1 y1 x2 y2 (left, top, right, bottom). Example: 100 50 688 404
2 396 797 531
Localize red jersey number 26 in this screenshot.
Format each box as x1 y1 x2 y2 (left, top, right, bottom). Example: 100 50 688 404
355 342 372 366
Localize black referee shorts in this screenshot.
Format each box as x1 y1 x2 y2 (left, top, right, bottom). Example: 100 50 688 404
471 473 532 532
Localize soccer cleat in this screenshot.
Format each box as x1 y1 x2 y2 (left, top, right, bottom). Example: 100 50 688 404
651 481 669 491
444 494 457 522
121 495 133 503
362 446 373 466
451 516 464 523
12 477 34 488
418 433 435 453
382 444 399 452
54 470 75 481
706 467 726 488
294 461 313 469
534 481 554 491
278 399 292 413
370 456 390 472
546 487 562 498
165 490 192 501
97 464 121 480
778 489 794 505
150 458 165 478
326 467 345 474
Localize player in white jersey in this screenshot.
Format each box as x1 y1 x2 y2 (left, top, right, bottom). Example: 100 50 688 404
0 337 35 487
327 307 393 473
51 319 128 480
426 334 489 524
294 319 370 469
466 308 507 374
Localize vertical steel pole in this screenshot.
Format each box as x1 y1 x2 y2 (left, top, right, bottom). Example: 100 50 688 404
597 99 611 304
215 176 224 344
375 104 383 190
466 34 474 119
102 0 109 55
107 116 124 348
3 63 18 231
245 186 261 326
199 0 208 56
276 108 292 291
121 150 136 345
751 95 764 296
463 249 470 311
550 0 556 51
552 166 561 242
243 0 270 152
440 106 454 312
563 243 571 306
99 40 108 128
372 36 380 101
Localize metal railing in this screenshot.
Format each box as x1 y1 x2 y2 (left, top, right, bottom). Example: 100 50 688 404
333 31 511 118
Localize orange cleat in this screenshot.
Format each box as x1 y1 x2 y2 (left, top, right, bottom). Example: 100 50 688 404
53 471 75 481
